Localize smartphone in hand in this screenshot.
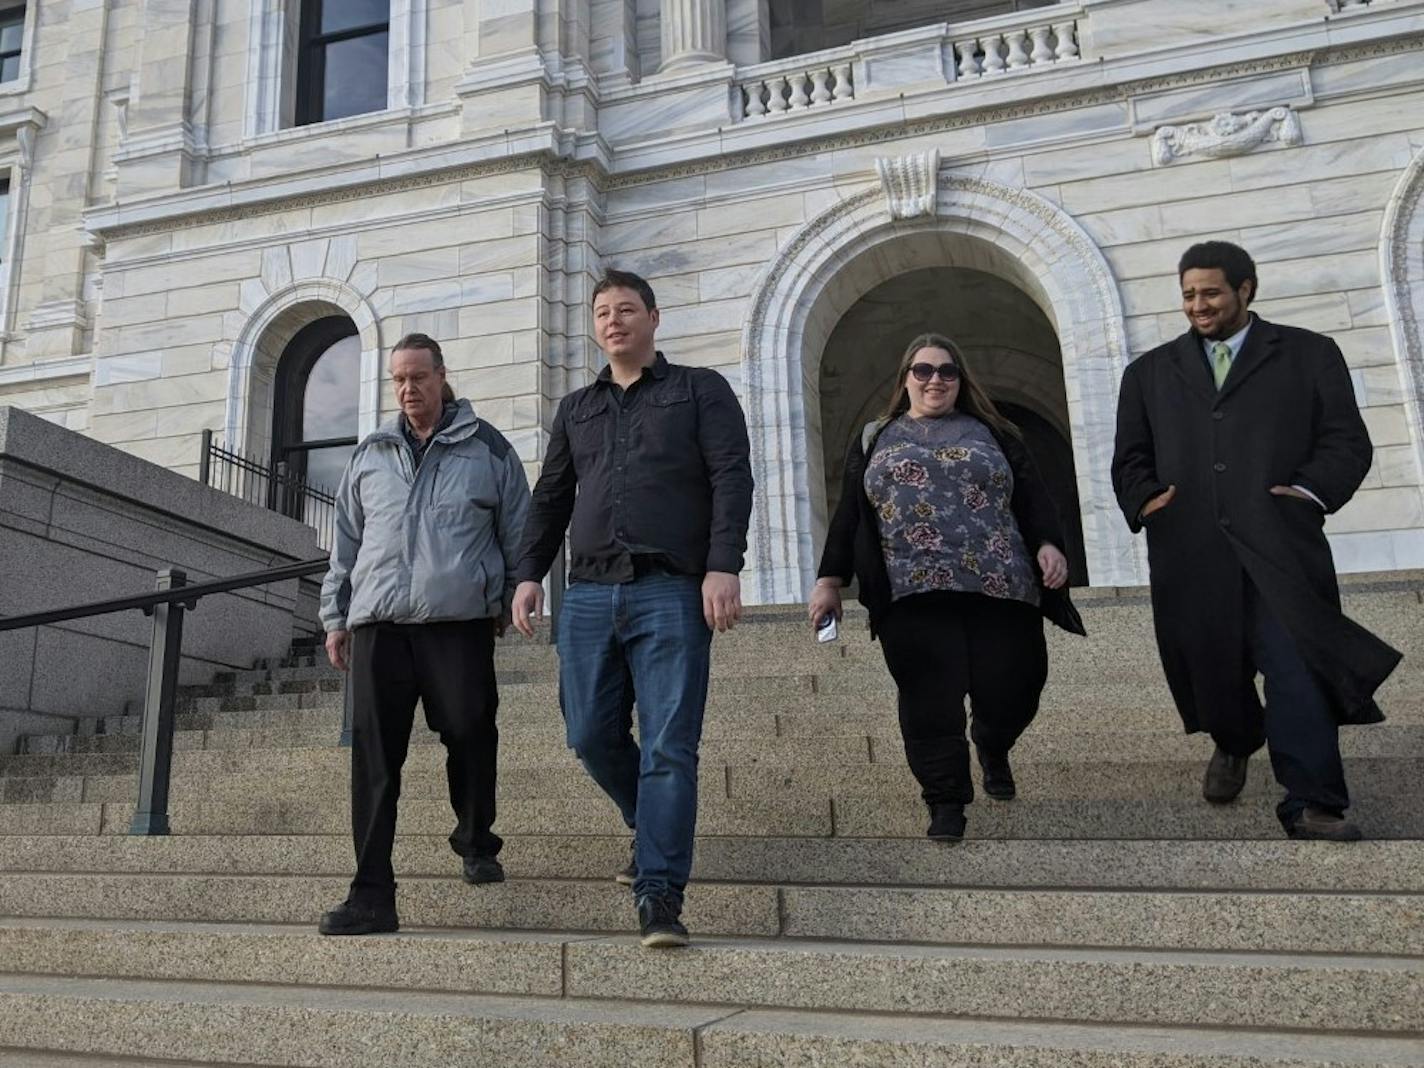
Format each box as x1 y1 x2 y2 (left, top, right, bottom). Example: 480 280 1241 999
816 614 839 643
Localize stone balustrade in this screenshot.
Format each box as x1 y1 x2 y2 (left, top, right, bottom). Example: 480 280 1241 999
952 17 1079 81
740 61 855 119
735 8 1083 122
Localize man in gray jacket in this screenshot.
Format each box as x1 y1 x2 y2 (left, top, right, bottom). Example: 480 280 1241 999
318 333 531 936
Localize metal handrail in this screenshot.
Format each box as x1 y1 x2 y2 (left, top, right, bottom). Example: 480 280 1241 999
1 555 335 836
0 557 330 632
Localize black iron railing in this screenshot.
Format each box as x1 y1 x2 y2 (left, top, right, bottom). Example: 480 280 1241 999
199 431 338 551
0 557 344 835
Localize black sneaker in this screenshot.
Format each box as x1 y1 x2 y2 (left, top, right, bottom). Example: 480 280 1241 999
927 802 967 842
462 854 506 884
615 838 636 886
318 900 398 936
637 894 689 948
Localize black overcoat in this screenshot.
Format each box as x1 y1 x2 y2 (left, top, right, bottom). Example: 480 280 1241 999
1111 317 1401 735
819 417 1085 639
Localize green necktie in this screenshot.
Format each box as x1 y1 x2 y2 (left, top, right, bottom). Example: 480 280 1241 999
1211 341 1233 390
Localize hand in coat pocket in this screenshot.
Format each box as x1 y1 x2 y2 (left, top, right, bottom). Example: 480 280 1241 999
1141 484 1177 522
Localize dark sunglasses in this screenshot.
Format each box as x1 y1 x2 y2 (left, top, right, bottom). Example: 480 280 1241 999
909 362 960 383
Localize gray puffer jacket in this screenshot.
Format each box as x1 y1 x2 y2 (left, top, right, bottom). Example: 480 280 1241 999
320 399 531 632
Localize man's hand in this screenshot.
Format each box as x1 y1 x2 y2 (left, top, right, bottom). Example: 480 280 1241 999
325 629 351 671
494 611 512 639
703 571 742 633
511 581 545 639
1037 544 1069 590
1269 485 1315 503
807 579 843 629
1141 484 1177 521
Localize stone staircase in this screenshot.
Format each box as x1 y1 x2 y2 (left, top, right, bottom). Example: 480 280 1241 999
0 577 1421 1066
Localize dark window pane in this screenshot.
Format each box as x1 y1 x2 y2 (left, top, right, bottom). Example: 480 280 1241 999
301 334 361 442
0 187 10 257
0 20 22 54
321 32 389 121
304 445 356 497
320 0 388 35
0 55 18 82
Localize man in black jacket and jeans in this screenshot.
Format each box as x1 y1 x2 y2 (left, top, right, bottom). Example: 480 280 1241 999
511 269 753 947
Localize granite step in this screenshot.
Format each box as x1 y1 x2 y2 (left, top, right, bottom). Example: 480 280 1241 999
5 834 1421 893
0 919 1417 1033
54 756 1424 809
0 733 877 779
0 1053 223 1068
4 973 1422 1068
0 975 721 1068
39 717 1424 771
0 794 832 838
4 776 1421 840
6 721 1422 785
0 873 1416 954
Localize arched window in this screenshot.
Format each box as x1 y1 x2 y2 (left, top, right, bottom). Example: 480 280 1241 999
271 316 361 502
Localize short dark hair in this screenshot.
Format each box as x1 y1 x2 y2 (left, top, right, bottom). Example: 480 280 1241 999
591 269 657 312
1177 241 1258 304
393 332 445 368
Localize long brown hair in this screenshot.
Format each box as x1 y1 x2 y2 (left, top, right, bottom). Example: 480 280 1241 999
879 332 1019 439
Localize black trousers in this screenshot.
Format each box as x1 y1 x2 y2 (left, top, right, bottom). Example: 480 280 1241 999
877 591 1047 806
1211 579 1349 826
347 619 501 907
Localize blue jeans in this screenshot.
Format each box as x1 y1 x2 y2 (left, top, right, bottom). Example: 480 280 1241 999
557 574 711 905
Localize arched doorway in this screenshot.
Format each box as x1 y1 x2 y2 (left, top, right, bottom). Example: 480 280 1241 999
271 315 362 495
820 266 1088 584
740 174 1142 602
225 279 383 470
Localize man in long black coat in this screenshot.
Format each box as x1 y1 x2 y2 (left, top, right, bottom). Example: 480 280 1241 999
1112 240 1401 841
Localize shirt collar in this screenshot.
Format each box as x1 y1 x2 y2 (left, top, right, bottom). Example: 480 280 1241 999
596 351 667 386
1201 315 1254 361
401 401 458 447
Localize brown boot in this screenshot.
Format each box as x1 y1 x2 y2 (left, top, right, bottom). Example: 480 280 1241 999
1286 806 1363 842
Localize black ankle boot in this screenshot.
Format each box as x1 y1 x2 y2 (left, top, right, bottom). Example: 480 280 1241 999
977 749 1016 800
927 803 966 842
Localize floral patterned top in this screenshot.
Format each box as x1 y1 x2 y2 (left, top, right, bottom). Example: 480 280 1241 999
865 412 1040 606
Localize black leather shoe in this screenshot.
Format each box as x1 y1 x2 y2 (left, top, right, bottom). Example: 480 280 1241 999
318 900 398 936
977 750 1016 800
615 837 636 886
1202 747 1249 804
637 894 689 948
1286 806 1363 842
462 854 506 884
927 803 967 842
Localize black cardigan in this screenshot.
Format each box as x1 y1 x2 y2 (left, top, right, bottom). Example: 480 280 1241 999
817 417 1086 639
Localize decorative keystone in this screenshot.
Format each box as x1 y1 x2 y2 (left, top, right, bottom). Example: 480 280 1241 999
875 149 941 219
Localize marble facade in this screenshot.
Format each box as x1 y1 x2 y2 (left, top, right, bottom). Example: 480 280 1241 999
0 0 1421 599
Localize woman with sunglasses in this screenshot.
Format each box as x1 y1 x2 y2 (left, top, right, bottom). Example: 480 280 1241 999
809 333 1084 841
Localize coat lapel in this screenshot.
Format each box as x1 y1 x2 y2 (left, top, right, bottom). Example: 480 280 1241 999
1166 331 1217 404
1215 317 1281 405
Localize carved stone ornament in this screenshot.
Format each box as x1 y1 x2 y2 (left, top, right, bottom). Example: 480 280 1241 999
875 149 941 219
1151 106 1302 166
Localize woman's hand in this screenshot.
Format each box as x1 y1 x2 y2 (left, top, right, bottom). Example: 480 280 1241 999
1037 544 1069 590
807 579 844 628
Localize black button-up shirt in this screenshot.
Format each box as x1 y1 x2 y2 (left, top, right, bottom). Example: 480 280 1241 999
514 352 753 585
